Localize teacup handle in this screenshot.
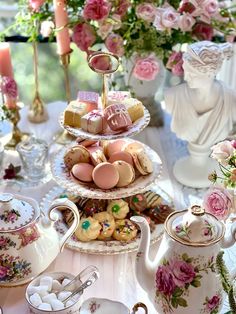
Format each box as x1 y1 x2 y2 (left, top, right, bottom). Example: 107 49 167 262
48 198 80 252
131 302 148 314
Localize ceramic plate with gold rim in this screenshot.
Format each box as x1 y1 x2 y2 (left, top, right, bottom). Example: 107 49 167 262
59 106 150 141
40 185 173 255
50 139 162 199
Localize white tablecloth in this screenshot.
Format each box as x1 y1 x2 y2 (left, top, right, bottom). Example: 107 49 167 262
0 102 235 314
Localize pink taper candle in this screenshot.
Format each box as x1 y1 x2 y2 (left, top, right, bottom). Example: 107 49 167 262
0 43 14 78
53 0 71 55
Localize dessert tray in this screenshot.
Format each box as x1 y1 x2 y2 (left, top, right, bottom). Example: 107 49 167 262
59 107 150 141
40 185 173 255
50 138 162 199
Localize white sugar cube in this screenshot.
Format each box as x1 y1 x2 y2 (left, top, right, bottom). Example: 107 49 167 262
51 299 65 310
27 286 39 295
66 300 74 307
42 293 57 304
34 285 49 297
58 291 72 301
52 279 62 291
38 303 52 310
62 278 71 287
40 276 53 292
29 293 42 307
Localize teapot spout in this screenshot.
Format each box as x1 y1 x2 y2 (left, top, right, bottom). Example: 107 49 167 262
221 221 236 249
131 216 154 293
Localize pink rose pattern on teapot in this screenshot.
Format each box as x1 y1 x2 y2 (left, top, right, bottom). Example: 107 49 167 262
155 253 220 313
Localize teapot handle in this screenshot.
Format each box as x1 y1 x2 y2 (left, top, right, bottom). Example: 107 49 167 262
48 198 80 252
131 302 148 314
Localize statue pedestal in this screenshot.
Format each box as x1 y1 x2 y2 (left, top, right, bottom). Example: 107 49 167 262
173 144 219 188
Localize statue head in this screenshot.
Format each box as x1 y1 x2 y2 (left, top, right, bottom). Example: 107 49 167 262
183 41 233 88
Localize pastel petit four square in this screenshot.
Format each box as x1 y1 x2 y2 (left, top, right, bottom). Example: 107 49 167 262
104 104 132 131
81 110 106 134
122 98 144 122
107 91 131 106
64 101 88 127
78 91 99 112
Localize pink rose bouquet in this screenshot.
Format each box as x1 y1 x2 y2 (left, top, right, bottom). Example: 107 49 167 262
83 0 111 21
136 3 157 23
166 51 184 76
133 54 160 81
105 33 124 57
29 0 45 11
72 23 96 52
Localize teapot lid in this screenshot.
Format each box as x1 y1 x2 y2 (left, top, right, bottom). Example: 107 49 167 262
165 205 225 247
0 193 39 232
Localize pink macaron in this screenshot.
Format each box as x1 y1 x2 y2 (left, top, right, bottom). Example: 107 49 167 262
71 163 94 183
106 139 127 157
92 162 119 189
108 151 134 166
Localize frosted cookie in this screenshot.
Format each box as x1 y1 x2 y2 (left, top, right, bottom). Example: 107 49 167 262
107 199 129 219
93 212 115 240
129 194 147 213
75 217 101 242
112 219 137 242
83 199 107 216
144 191 162 208
64 145 90 170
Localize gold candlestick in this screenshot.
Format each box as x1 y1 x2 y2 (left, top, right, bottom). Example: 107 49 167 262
5 103 29 149
28 42 49 123
54 50 74 144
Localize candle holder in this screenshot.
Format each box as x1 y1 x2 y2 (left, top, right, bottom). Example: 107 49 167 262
5 103 29 149
28 42 49 123
54 50 74 144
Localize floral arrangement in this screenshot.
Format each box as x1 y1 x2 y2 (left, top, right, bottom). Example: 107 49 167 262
203 139 236 221
2 0 236 81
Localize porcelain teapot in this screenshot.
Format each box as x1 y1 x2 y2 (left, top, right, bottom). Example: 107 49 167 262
131 205 236 314
0 193 80 287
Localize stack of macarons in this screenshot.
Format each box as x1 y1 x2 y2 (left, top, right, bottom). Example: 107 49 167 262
63 139 153 190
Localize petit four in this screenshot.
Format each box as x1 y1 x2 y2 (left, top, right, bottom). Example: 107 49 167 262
145 204 174 224
129 194 147 212
75 217 101 242
71 163 94 183
63 101 88 127
64 145 90 170
107 91 131 106
104 104 132 131
77 91 99 112
122 98 144 122
112 219 137 241
83 199 107 216
92 162 119 189
93 211 115 240
107 199 129 219
81 110 106 134
112 160 135 187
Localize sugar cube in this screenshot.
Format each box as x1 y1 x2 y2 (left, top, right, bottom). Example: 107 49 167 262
52 279 62 291
66 300 74 307
42 293 57 304
58 291 72 301
33 285 49 297
51 299 65 310
29 293 42 307
40 276 53 292
62 278 71 287
38 303 52 311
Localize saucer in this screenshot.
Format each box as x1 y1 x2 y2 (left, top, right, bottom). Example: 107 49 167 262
79 298 129 314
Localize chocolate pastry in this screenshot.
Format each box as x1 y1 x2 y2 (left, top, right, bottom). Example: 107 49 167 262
145 204 174 224
143 191 162 208
129 193 147 213
83 199 107 216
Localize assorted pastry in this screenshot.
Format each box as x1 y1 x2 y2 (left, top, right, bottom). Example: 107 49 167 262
57 190 174 243
63 139 154 190
63 90 145 134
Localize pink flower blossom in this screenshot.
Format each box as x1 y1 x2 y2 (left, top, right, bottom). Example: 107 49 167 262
40 21 54 38
115 0 131 17
202 0 219 16
192 22 213 40
178 0 196 14
154 5 180 31
72 23 96 52
166 52 184 76
111 14 122 30
169 259 195 287
0 265 8 279
203 186 233 220
133 54 160 81
97 20 113 40
1 77 18 99
105 33 124 56
83 0 111 21
0 237 7 246
29 0 45 11
136 3 157 23
211 140 235 165
156 265 176 295
206 295 221 311
178 12 195 31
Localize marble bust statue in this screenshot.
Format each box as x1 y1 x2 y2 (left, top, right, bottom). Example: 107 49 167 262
164 41 236 188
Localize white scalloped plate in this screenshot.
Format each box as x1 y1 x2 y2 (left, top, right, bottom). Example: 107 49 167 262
59 107 150 141
40 185 173 255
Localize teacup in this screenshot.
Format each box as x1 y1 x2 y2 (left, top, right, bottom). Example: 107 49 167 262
79 298 148 314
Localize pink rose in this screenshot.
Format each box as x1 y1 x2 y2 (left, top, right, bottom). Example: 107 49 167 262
72 23 96 52
29 0 45 11
115 0 131 17
207 295 221 311
83 0 111 21
203 186 233 219
156 265 176 295
178 13 195 31
169 260 195 287
166 52 184 76
136 3 157 23
105 33 124 56
178 0 196 13
211 140 235 165
202 0 219 16
0 265 8 279
133 54 160 81
154 5 180 31
0 237 7 246
1 77 18 99
192 22 213 40
111 14 122 30
97 20 113 39
40 21 54 38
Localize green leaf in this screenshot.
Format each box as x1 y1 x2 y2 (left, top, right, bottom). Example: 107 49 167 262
14 166 21 174
178 298 188 307
186 258 193 263
171 298 178 309
191 280 201 287
173 287 183 297
182 253 189 262
194 275 202 280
